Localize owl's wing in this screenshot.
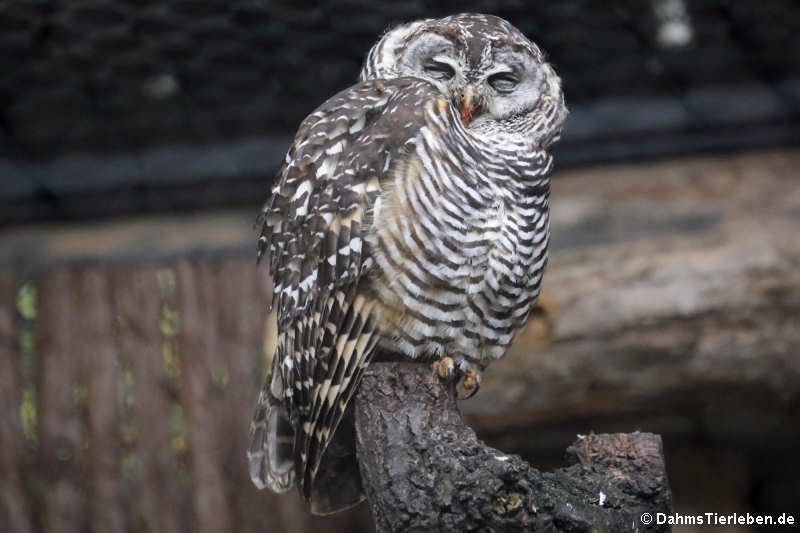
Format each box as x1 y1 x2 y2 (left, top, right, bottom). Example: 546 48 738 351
248 78 448 514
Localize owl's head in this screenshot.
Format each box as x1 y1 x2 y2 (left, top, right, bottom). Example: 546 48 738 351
360 13 567 148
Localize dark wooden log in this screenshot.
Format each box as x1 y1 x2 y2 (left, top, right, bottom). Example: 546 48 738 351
355 362 671 533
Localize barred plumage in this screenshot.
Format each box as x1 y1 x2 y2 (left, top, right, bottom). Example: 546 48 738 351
248 13 567 515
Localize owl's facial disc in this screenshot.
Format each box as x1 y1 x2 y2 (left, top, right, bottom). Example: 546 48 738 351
399 32 468 98
478 47 543 122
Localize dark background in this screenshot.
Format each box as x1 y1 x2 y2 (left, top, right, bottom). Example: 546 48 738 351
1 0 799 223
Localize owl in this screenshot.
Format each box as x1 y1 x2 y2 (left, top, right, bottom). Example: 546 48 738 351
248 13 567 515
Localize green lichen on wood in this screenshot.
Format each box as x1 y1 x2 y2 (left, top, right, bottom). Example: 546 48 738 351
16 281 37 443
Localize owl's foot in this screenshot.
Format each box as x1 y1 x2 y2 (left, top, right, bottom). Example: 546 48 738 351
434 356 481 400
436 356 456 380
461 369 481 399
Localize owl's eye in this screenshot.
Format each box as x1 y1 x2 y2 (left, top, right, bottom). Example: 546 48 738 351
488 72 519 93
422 60 455 81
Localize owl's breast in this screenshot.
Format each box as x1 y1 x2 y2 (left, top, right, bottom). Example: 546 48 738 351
367 164 549 364
460 188 549 353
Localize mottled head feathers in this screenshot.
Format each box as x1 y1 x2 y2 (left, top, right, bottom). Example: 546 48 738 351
361 13 567 147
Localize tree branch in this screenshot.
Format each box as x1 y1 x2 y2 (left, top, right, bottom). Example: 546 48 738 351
355 362 672 532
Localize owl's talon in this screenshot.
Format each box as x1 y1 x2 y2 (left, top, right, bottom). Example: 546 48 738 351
437 356 456 380
463 370 478 391
460 382 480 400
459 370 481 400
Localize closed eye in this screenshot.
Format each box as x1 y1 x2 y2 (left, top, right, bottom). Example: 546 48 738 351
488 72 519 93
423 60 456 81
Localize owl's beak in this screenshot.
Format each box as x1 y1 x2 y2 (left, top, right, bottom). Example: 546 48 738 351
459 85 477 126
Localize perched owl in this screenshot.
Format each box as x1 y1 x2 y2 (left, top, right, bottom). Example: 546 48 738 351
248 13 567 515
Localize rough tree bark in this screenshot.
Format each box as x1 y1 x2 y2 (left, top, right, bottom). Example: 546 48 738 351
355 362 671 533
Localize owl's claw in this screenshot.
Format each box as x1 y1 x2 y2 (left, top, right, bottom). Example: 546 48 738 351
436 356 456 380
436 357 481 400
460 369 481 400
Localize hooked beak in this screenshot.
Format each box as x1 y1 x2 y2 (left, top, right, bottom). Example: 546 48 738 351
459 85 477 126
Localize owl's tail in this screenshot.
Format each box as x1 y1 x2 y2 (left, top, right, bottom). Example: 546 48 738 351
304 407 365 515
247 310 367 514
247 370 367 515
247 383 296 493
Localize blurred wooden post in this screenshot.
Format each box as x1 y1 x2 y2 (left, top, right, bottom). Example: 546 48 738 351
175 260 232 533
113 268 185 533
77 268 126 533
0 271 33 533
37 268 87 533
0 252 374 532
